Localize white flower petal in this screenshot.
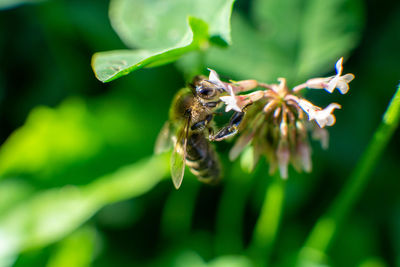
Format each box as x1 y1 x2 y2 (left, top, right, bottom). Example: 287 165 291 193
326 75 339 93
341 73 355 83
314 103 341 128
207 68 226 90
220 85 241 112
326 114 336 126
336 81 350 94
297 99 320 120
335 57 343 76
220 96 241 112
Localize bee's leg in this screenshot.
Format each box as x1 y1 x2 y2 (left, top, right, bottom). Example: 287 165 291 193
190 114 213 131
211 111 244 141
203 101 220 108
207 126 215 140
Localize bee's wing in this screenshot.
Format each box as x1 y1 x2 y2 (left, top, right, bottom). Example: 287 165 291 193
154 122 174 154
171 117 190 189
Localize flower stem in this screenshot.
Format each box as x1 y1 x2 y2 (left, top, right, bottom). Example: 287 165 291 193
215 164 255 255
298 84 400 263
248 173 286 265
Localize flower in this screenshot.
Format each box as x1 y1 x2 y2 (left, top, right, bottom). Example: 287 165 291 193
298 100 341 128
220 86 265 112
304 57 355 94
219 85 242 112
212 57 354 179
207 68 228 91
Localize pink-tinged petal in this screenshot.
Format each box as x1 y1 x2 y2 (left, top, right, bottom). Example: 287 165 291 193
222 92 264 113
268 161 277 177
297 142 312 173
280 121 288 137
229 130 255 160
263 101 278 114
252 142 261 171
267 150 278 177
312 127 329 149
295 120 307 138
305 77 329 89
277 140 290 179
234 80 258 92
246 90 265 102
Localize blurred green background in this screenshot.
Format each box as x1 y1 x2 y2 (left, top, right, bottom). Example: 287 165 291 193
0 0 400 266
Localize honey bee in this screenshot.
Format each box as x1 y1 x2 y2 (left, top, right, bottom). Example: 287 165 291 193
155 75 244 189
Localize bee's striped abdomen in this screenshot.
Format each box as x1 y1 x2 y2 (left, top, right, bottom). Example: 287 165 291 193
186 133 220 184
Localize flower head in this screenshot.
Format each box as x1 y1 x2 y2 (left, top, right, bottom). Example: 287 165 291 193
214 57 354 179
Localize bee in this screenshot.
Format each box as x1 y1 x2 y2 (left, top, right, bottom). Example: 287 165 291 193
155 75 244 189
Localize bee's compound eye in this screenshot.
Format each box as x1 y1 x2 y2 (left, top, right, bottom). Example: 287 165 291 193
198 87 215 97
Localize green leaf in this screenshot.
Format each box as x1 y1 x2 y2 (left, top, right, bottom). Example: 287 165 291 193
0 98 103 179
206 0 363 83
0 180 33 216
0 96 152 183
205 13 293 82
91 0 235 82
46 227 97 267
0 154 169 262
92 17 208 82
0 0 45 10
293 0 364 79
172 251 252 267
109 0 233 49
208 255 253 267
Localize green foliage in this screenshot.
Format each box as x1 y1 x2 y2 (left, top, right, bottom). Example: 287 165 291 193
172 252 252 267
92 0 235 82
297 84 400 265
0 99 102 178
205 0 363 82
0 154 169 264
2 0 400 266
0 0 44 10
46 227 97 267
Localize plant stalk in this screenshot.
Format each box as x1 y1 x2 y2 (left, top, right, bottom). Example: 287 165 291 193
299 85 400 263
248 173 286 266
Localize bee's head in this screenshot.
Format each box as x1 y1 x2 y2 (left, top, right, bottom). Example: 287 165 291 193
188 76 225 107
196 80 224 100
